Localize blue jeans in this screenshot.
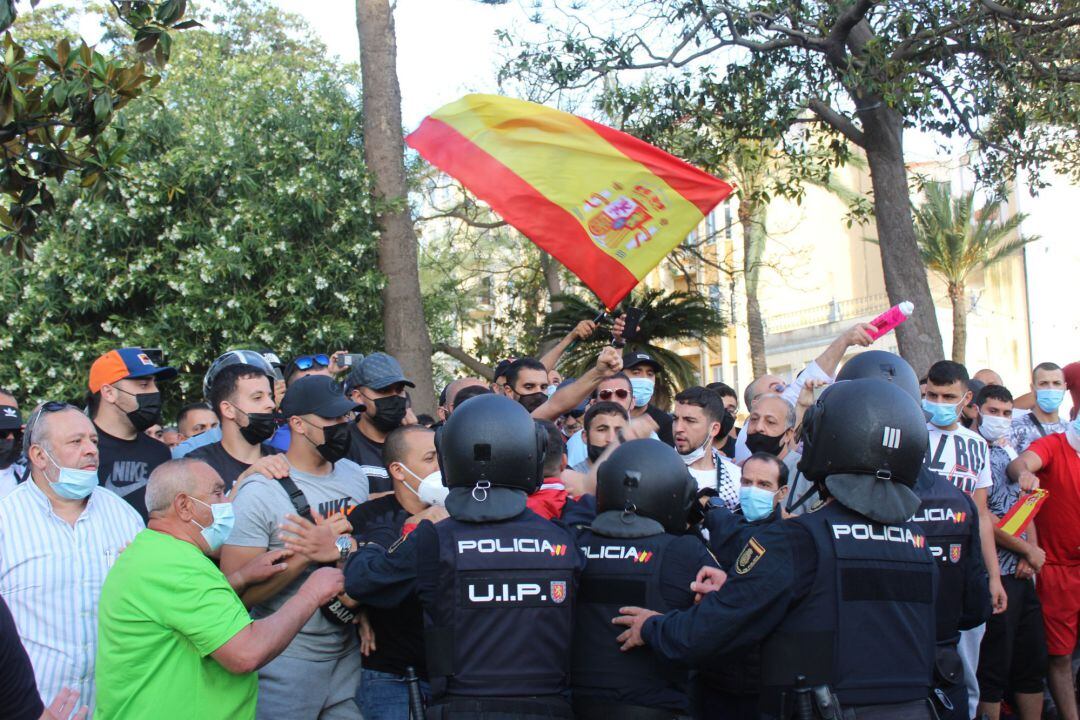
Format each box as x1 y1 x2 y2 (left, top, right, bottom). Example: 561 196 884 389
356 668 430 720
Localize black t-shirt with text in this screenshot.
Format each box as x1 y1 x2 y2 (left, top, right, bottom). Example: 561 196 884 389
187 440 281 493
95 425 170 521
345 423 392 494
347 494 426 678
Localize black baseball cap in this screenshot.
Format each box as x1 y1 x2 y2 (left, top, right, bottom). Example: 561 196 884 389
622 351 661 372
0 405 21 431
281 375 364 418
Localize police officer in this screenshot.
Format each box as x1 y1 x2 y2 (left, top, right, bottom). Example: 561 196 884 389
836 351 991 718
572 439 715 720
342 394 582 719
614 379 938 719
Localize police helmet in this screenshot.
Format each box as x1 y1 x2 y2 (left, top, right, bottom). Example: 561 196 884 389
797 378 928 523
203 350 276 399
593 439 696 538
435 394 546 523
836 350 920 401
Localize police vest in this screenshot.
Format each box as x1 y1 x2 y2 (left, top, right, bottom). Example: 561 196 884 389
911 469 978 643
571 530 687 711
424 511 578 700
759 502 936 711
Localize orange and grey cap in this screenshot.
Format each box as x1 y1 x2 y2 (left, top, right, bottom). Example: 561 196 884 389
89 347 177 393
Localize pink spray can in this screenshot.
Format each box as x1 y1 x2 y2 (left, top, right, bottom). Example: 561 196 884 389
867 301 914 341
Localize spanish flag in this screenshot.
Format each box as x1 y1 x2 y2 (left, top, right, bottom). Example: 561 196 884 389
407 94 734 310
997 488 1049 537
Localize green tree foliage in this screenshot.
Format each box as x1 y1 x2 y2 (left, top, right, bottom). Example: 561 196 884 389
499 0 1080 375
0 0 198 239
542 288 726 400
914 182 1035 365
0 1 382 407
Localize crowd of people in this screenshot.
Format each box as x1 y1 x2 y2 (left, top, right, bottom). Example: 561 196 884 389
0 316 1077 720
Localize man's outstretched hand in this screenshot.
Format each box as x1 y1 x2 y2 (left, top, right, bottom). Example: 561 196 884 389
612 606 660 651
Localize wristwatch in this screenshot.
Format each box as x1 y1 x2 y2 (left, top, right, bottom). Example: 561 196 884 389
334 536 352 562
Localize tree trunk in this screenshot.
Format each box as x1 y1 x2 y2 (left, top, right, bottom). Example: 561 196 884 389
355 0 436 413
739 197 768 378
948 282 967 365
536 251 564 356
858 104 945 377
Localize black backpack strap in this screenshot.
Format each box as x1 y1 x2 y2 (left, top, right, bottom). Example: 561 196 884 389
1028 413 1048 438
275 475 313 521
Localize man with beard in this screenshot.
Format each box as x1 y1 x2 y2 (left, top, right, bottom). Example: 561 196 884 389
673 386 741 511
344 353 415 494
571 402 630 475
0 389 24 497
503 349 624 423
88 347 178 521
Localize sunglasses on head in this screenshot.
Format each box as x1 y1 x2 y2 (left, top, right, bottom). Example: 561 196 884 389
292 354 330 371
25 401 78 446
598 388 630 401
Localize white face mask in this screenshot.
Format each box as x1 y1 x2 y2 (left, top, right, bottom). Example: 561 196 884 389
399 464 449 506
680 438 711 465
978 414 1012 443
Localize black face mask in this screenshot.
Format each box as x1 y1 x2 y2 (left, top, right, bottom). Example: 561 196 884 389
515 391 548 413
118 390 162 432
586 443 607 463
0 436 19 469
313 421 351 463
236 408 278 445
369 395 407 433
745 430 787 457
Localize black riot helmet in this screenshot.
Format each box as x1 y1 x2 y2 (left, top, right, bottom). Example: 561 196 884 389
836 350 920 401
797 378 928 524
434 393 546 523
593 439 697 538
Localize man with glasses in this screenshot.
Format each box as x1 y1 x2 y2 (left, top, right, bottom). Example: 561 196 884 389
0 401 144 713
0 388 25 497
343 352 415 494
88 347 178 521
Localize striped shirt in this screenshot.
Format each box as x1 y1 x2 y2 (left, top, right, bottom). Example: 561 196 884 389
0 477 143 711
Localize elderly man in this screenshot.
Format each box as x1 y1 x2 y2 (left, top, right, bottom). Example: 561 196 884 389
0 402 144 713
95 459 345 720
734 322 874 462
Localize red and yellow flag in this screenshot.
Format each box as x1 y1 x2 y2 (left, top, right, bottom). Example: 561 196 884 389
997 488 1049 537
406 94 734 309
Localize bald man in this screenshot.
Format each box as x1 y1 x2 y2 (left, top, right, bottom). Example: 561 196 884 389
95 459 345 720
437 377 488 422
974 369 1004 388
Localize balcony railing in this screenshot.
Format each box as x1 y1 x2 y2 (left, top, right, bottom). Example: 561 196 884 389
764 294 890 334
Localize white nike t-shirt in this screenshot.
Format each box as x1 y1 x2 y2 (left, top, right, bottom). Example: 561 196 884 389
924 423 992 495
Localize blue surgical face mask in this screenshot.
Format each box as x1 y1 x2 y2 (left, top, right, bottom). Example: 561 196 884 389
739 485 778 522
1036 389 1065 414
922 398 960 428
630 377 654 408
43 449 98 500
190 497 235 551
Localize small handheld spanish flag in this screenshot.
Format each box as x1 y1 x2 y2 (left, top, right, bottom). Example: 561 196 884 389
407 94 735 310
997 488 1049 537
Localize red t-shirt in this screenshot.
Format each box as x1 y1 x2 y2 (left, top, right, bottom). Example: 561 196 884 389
1031 433 1080 565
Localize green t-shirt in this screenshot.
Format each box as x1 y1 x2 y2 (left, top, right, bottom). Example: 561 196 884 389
95 529 256 720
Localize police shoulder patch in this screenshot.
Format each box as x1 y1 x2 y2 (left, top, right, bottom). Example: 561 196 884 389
734 537 766 575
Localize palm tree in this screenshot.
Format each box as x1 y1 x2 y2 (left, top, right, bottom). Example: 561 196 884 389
542 288 727 404
914 182 1036 365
